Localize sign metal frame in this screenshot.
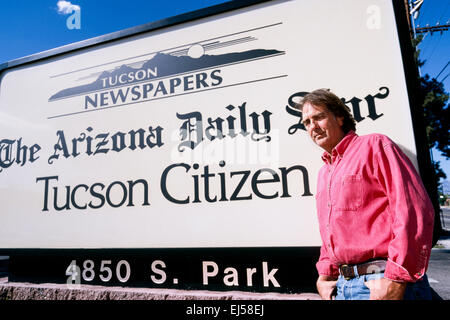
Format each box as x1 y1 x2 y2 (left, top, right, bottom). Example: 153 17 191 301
0 0 441 292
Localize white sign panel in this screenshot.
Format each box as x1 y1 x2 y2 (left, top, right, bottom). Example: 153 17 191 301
0 0 417 249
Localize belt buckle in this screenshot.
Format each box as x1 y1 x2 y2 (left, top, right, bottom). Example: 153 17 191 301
340 264 352 280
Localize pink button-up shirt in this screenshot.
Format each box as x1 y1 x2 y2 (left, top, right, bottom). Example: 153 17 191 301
315 131 434 282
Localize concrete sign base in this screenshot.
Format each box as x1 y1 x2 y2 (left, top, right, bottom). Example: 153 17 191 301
0 277 320 300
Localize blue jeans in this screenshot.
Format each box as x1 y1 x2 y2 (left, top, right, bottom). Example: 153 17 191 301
335 272 432 300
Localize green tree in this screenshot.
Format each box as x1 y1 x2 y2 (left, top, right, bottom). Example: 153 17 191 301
413 36 450 189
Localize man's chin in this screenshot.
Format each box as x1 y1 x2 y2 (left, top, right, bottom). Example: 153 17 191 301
315 139 331 152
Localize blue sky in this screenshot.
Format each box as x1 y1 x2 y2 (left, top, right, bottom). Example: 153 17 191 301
0 0 448 186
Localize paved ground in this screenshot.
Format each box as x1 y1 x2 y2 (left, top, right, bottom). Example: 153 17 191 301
428 206 450 300
428 248 450 300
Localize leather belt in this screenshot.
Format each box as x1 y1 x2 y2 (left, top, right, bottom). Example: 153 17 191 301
339 259 387 280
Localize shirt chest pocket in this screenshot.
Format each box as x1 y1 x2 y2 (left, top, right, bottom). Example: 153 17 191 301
334 174 363 211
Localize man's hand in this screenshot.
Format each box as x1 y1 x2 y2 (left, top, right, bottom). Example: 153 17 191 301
317 275 338 300
364 277 407 300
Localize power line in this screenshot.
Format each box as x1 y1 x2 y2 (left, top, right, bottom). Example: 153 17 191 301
441 72 450 83
424 34 442 63
406 0 450 76
436 60 450 80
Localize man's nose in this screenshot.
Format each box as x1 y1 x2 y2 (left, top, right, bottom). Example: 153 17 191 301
307 121 319 135
311 120 320 130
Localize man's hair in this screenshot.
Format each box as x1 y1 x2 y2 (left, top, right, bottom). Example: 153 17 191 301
296 89 356 133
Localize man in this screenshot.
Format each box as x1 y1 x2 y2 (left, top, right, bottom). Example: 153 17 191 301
296 89 435 300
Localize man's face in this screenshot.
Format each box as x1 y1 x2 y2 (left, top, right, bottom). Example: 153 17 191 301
301 102 345 154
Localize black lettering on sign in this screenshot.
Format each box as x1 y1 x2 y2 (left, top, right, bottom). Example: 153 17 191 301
48 126 164 164
160 161 313 204
36 175 150 212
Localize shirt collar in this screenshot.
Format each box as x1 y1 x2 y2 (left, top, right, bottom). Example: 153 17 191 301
321 130 358 164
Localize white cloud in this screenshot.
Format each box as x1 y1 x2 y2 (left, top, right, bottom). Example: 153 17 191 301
57 0 80 15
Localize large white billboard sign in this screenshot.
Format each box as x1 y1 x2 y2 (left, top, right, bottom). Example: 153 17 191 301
0 0 419 249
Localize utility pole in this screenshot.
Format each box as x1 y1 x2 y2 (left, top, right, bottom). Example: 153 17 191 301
405 0 424 39
405 0 449 79
415 24 450 35
405 0 450 38
404 0 412 36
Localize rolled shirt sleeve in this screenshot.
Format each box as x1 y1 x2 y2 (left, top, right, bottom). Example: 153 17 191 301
316 244 340 279
374 141 434 282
